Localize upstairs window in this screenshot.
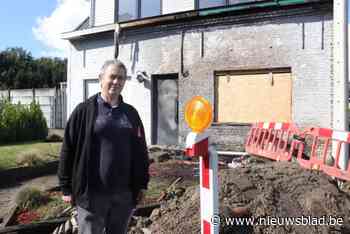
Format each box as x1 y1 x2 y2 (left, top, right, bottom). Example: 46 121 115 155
118 0 138 21
199 0 225 9
141 0 161 18
117 0 258 22
118 0 161 22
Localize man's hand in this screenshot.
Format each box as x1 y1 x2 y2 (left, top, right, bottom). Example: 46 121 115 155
62 195 72 203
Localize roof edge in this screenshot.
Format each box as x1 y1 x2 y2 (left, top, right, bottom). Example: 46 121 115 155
61 23 115 40
61 0 329 40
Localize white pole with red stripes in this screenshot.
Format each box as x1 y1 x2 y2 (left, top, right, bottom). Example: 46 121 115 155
184 96 219 234
185 132 219 234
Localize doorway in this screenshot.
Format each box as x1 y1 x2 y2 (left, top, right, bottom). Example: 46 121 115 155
152 74 179 145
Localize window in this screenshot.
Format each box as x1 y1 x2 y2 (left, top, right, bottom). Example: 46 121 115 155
215 69 292 123
117 0 256 22
199 0 225 9
229 0 266 5
84 79 100 100
118 0 161 22
118 0 138 22
141 0 161 18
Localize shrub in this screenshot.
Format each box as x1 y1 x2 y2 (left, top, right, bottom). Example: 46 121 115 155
45 133 63 142
40 196 70 220
27 101 48 140
15 187 48 210
0 100 19 142
0 99 48 144
0 97 8 114
16 150 46 167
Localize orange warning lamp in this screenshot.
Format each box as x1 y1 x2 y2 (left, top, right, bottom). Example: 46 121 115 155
184 96 213 133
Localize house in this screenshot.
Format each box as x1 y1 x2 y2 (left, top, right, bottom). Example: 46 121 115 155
62 0 339 151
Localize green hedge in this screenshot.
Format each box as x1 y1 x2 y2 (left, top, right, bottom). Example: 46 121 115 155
0 98 48 144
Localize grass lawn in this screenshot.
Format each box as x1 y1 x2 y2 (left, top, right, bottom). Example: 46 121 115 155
0 141 62 170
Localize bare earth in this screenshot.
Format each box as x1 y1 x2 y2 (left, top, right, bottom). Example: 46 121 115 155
132 157 350 234
1 148 350 234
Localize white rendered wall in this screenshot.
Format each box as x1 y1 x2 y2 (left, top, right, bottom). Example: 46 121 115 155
67 38 152 145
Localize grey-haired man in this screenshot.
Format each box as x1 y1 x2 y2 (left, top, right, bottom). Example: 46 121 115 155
58 60 149 233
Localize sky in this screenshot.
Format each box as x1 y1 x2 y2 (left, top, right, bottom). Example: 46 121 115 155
0 1 349 59
0 0 89 58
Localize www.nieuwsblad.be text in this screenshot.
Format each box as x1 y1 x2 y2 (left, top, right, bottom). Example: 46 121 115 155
211 215 344 226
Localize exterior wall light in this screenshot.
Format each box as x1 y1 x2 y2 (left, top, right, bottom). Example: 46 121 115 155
136 71 150 83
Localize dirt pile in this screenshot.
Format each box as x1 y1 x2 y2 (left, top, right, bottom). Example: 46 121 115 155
148 145 185 163
136 158 350 234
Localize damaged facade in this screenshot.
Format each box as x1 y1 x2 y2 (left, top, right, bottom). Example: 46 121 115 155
62 0 333 150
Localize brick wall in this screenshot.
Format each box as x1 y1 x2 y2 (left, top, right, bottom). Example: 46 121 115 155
69 3 333 150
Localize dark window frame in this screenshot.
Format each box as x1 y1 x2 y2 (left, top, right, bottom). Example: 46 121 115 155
116 0 253 22
116 0 139 22
116 0 162 22
151 73 179 145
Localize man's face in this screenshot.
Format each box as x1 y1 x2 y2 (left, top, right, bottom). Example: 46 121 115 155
100 64 126 97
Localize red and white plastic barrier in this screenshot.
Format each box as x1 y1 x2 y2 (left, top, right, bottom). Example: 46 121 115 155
297 127 350 181
186 132 219 234
245 122 304 161
246 123 350 181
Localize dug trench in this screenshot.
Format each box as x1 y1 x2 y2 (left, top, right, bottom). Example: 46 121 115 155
129 152 350 234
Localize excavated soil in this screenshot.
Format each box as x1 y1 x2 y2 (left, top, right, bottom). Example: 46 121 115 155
130 157 350 234
138 160 198 206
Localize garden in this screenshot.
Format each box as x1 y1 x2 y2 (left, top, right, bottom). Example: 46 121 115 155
0 99 199 233
0 98 65 232
0 98 62 171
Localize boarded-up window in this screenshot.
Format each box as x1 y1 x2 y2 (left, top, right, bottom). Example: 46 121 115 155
215 70 292 123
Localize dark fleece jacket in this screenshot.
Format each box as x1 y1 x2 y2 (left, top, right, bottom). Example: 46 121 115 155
58 93 149 208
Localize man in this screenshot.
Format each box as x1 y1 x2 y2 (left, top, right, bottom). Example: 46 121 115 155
58 59 149 234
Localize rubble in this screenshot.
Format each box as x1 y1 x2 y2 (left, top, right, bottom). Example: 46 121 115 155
131 157 350 234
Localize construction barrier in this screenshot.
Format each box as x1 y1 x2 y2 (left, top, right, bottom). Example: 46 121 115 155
246 123 350 181
245 122 305 162
297 127 350 181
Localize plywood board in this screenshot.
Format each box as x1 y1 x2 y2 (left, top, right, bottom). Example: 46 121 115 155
216 72 292 123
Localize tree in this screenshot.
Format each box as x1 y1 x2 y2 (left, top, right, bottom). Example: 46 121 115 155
0 47 67 89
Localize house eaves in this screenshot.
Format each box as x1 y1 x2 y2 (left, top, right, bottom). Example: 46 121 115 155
61 23 116 40
61 0 328 40
75 17 90 31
